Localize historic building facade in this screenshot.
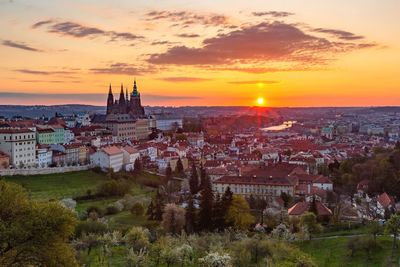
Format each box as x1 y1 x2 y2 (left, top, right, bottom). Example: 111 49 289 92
93 79 153 141
106 79 145 118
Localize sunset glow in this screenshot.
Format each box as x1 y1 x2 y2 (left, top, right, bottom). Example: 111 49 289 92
257 97 265 106
0 0 399 106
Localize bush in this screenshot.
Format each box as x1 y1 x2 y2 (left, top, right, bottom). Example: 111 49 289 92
75 221 108 237
105 205 120 215
97 179 131 197
131 203 145 216
86 206 104 217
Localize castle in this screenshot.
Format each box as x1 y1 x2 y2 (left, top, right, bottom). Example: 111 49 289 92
106 79 145 118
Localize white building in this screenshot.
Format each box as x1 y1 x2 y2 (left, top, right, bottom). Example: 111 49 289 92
0 128 36 168
64 129 75 144
36 146 53 167
90 146 123 172
121 146 140 171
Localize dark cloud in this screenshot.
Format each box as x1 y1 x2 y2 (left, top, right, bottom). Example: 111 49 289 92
313 28 364 40
20 79 81 83
252 11 294 18
176 33 200 38
33 20 143 42
14 69 77 75
89 62 153 75
227 80 279 85
145 10 229 27
148 21 376 66
2 40 42 52
151 40 176 45
159 77 211 82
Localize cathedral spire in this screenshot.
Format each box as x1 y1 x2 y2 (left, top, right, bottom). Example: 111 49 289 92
119 83 125 103
132 78 138 97
106 83 114 115
126 87 129 101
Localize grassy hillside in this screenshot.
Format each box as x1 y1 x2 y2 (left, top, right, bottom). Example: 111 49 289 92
297 236 399 267
4 170 108 200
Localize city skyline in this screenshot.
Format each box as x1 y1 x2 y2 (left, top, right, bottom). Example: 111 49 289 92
1 0 400 107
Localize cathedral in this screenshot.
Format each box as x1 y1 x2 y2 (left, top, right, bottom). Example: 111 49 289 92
106 79 145 118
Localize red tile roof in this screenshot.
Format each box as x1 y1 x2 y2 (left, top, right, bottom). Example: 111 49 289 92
288 201 332 216
378 192 395 209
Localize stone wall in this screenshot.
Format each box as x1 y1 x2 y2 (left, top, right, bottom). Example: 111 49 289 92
0 165 90 176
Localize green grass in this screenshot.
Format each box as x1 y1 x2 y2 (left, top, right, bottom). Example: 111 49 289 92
4 170 108 200
316 225 369 238
107 211 149 231
297 236 399 267
79 246 127 267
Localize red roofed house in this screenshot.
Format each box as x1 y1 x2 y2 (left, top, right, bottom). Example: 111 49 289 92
288 200 332 221
377 192 395 217
90 146 123 172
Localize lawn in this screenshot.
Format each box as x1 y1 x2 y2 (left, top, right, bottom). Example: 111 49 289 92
4 170 108 200
297 236 399 267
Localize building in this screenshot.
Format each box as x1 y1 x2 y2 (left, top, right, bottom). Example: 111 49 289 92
36 127 55 144
213 175 294 198
90 146 124 172
121 146 140 171
106 79 145 118
36 145 53 167
93 79 152 141
0 128 36 167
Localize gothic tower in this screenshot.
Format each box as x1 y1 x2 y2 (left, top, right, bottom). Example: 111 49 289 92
106 84 114 114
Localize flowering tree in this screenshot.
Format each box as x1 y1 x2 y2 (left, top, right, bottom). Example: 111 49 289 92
198 252 233 267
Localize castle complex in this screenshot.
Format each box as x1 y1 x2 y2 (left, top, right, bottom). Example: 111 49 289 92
106 79 145 118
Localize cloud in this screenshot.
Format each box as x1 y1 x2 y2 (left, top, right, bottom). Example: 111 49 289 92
227 80 279 85
32 20 143 42
19 79 81 83
145 10 229 27
159 77 211 82
312 28 364 40
14 69 77 75
148 21 376 67
252 11 294 18
89 62 153 75
176 33 200 38
151 40 177 45
2 40 42 52
0 92 201 104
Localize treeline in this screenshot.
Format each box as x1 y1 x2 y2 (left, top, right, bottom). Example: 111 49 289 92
324 145 400 196
147 162 255 234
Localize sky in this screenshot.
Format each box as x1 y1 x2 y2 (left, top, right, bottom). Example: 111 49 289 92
0 0 399 107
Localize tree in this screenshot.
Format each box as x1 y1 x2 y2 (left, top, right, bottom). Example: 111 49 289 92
198 252 233 267
385 213 400 255
299 212 322 240
185 195 197 234
198 175 214 231
189 162 199 194
175 158 184 177
131 203 145 216
134 158 142 173
97 179 131 197
0 180 78 266
165 163 172 182
147 189 164 221
199 163 207 190
225 195 255 230
162 203 186 235
368 221 382 243
124 226 150 252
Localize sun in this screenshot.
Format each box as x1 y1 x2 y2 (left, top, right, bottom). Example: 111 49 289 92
256 97 265 106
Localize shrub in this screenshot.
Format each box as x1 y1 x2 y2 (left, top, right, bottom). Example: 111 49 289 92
86 206 104 217
97 179 131 197
105 205 120 215
131 203 145 216
124 226 150 252
75 221 108 237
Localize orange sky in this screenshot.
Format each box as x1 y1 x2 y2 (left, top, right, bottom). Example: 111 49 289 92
0 0 399 107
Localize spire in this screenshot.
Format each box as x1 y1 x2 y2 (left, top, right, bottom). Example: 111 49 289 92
119 83 125 104
106 83 114 115
108 83 112 95
132 78 138 97
126 87 129 101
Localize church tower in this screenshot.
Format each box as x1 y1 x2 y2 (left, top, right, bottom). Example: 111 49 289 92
129 78 145 117
119 83 126 113
106 83 114 114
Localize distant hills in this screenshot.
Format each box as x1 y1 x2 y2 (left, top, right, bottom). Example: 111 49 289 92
0 104 399 119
